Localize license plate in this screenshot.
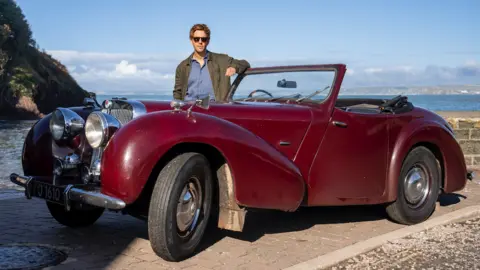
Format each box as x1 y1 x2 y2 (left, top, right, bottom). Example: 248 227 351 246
29 180 65 204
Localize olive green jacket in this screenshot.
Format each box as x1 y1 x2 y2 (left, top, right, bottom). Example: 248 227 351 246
173 51 250 101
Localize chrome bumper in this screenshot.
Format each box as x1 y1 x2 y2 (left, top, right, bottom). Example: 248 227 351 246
10 173 126 211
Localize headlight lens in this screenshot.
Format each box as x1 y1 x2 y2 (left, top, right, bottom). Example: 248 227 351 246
49 108 85 141
85 113 104 148
85 112 121 148
50 110 65 140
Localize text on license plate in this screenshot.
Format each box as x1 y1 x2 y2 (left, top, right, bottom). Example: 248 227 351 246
31 181 65 204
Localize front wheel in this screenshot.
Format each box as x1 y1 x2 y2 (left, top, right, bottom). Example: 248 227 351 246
148 152 213 262
386 146 440 225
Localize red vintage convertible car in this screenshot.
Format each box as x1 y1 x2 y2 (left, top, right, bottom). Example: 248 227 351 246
10 64 474 261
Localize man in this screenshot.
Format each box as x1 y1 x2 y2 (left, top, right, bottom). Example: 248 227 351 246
173 24 250 101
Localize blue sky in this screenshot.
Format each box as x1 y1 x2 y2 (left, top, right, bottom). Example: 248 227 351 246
16 0 480 94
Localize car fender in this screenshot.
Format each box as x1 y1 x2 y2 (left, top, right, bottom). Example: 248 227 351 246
387 119 467 201
100 110 306 211
21 116 53 176
21 106 96 178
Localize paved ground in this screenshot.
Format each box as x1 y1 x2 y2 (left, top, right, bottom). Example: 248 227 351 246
325 216 480 270
0 172 479 270
435 111 480 118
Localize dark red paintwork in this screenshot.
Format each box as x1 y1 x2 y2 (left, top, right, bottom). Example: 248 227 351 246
386 109 467 196
21 64 468 212
100 109 307 210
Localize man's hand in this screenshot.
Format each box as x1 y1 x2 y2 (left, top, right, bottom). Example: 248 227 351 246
225 67 236 77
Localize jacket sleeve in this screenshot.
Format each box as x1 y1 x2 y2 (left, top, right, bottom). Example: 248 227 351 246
173 64 183 100
227 56 251 74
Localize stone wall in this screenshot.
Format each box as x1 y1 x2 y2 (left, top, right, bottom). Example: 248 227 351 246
444 117 480 169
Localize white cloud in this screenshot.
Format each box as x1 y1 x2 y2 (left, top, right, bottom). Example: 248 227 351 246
115 60 138 75
465 60 477 66
47 50 480 94
342 61 479 88
47 50 179 93
364 68 383 74
50 50 136 62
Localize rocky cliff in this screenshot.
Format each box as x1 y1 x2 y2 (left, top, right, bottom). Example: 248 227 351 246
0 0 90 120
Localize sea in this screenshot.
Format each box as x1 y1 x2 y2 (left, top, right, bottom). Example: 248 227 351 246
93 94 480 112
1 94 479 191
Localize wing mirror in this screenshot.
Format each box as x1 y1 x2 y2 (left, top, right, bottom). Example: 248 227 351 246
187 94 211 117
170 94 211 115
194 94 210 110
83 97 96 107
84 92 101 108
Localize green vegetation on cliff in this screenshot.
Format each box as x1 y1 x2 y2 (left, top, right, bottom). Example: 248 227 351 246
0 0 90 119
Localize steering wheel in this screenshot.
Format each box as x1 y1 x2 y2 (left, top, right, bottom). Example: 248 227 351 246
247 89 273 98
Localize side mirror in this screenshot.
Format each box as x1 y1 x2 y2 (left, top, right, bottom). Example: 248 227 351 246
195 94 210 110
170 100 185 111
83 97 96 107
277 79 297 88
171 94 211 115
186 94 211 117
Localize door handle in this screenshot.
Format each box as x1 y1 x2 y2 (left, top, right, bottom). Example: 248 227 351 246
279 141 291 146
332 121 348 128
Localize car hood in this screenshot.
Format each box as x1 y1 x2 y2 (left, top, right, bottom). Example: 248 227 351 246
139 100 313 160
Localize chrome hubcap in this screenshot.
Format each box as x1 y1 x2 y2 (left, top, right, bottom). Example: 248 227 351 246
404 165 429 207
176 177 202 237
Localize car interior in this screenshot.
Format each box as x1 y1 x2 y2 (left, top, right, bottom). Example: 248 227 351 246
335 95 414 114
229 77 414 115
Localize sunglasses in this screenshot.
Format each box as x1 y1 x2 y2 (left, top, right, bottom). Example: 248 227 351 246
192 37 209 43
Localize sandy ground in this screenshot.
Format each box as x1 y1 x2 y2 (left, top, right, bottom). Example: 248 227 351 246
325 216 480 270
435 111 480 118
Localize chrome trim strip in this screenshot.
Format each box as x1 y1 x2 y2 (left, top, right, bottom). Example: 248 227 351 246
128 100 148 118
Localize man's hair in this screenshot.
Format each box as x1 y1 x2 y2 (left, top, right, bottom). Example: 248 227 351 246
189 24 211 39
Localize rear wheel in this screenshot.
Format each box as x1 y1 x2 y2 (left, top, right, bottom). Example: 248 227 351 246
386 146 440 225
148 152 213 262
46 201 104 228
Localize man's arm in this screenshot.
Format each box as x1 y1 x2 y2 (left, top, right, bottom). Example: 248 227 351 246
173 64 183 100
227 55 251 74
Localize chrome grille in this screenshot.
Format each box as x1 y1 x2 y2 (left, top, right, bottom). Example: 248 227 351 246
108 109 133 125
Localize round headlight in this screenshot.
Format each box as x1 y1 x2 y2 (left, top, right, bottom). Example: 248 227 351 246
85 112 121 148
85 113 103 148
50 109 65 140
49 108 85 141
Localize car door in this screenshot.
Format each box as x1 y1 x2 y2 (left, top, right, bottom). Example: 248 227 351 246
307 107 390 205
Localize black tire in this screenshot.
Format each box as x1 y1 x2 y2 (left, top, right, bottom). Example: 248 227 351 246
46 201 105 228
148 152 213 262
386 146 440 225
